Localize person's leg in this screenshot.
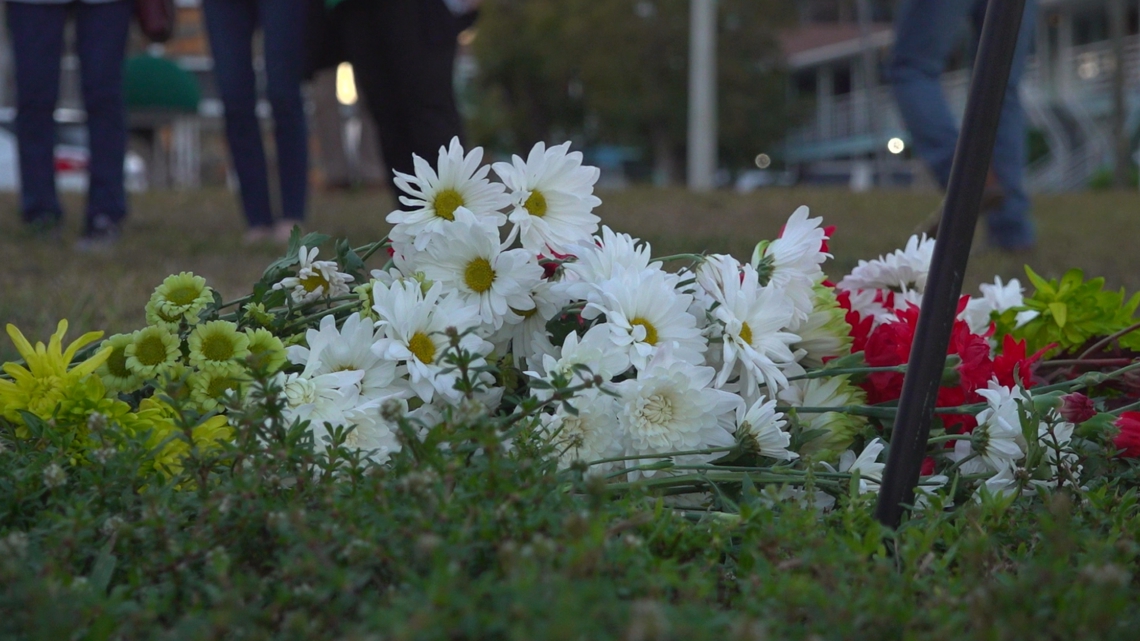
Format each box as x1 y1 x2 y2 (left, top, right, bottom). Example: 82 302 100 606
202 0 274 229
260 0 309 223
888 0 976 188
6 2 67 226
354 93 386 185
310 69 352 188
75 0 133 235
983 0 1037 249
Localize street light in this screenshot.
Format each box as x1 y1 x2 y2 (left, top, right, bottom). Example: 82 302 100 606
887 138 906 154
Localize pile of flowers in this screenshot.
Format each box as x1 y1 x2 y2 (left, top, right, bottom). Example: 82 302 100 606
4 138 1140 509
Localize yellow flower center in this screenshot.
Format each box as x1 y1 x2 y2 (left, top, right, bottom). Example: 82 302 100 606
631 317 658 346
135 335 170 367
510 305 538 319
206 376 238 398
201 334 235 362
166 286 201 306
408 332 436 364
107 346 131 378
300 272 330 293
739 322 753 347
523 190 548 217
433 188 464 221
463 257 495 294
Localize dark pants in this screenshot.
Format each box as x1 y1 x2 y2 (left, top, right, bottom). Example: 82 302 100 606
202 0 308 228
6 0 131 228
334 0 464 187
889 0 1038 249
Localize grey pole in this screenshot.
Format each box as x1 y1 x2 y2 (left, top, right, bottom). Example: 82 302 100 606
875 0 1028 529
687 0 717 191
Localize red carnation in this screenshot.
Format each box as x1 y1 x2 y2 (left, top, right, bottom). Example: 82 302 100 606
1114 412 1140 458
992 335 1048 388
1059 393 1096 424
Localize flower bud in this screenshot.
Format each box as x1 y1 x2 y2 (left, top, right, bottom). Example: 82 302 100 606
1113 412 1140 458
1059 392 1096 424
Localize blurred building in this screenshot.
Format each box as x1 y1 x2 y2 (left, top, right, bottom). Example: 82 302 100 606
779 0 1140 190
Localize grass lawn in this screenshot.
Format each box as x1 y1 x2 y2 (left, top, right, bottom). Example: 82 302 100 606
2 186 1138 361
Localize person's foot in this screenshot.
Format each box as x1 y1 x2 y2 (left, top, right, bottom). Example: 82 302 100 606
274 220 300 244
74 215 121 253
916 171 1006 240
23 216 63 241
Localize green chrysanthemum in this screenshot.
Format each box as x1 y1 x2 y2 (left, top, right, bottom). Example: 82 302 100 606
188 321 249 375
242 302 275 328
354 282 378 320
244 328 287 373
149 272 214 326
792 284 854 369
125 326 182 379
188 369 245 412
778 374 868 460
97 333 144 393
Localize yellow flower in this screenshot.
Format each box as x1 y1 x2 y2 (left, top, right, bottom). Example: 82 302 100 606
0 321 111 424
136 398 233 477
188 321 249 376
244 328 287 373
188 369 245 413
149 272 214 326
96 333 144 394
125 326 182 379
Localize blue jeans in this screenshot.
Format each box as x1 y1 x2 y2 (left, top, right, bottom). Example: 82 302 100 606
202 0 308 228
889 0 1038 249
6 0 131 228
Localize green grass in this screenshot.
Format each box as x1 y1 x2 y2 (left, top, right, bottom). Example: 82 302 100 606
3 187 1140 361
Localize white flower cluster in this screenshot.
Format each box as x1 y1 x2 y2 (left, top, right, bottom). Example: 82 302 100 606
272 139 863 479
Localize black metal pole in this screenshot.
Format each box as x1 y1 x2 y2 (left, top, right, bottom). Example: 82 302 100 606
875 0 1027 529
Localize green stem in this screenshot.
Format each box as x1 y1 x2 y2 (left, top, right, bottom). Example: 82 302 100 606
653 253 706 263
585 446 738 467
925 434 974 445
278 302 361 335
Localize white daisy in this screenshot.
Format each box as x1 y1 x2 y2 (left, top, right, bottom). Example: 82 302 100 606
706 258 799 394
287 313 405 401
583 268 706 370
558 226 656 301
386 137 510 250
488 277 569 369
279 369 363 433
838 437 886 494
371 280 491 403
837 233 934 295
273 245 355 305
529 323 632 391
751 206 830 322
950 381 1028 475
539 387 622 472
615 354 742 478
310 396 403 465
960 276 1039 335
417 208 544 330
493 141 601 253
735 397 797 461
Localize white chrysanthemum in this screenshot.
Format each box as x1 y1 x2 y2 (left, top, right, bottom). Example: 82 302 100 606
287 313 406 401
838 437 886 494
950 381 1028 475
309 396 402 464
584 268 706 370
960 276 1039 335
751 206 830 322
371 280 491 403
489 278 568 369
529 323 632 392
837 234 934 295
416 208 544 330
705 257 798 394
386 137 510 250
279 369 363 432
493 141 601 253
735 397 797 461
615 355 742 478
273 245 355 305
976 462 1022 501
540 388 622 472
558 226 656 300
1030 419 1080 492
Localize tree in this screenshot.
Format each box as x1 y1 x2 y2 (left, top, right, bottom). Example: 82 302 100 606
468 0 795 183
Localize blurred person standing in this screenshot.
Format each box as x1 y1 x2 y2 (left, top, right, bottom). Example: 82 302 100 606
329 0 477 187
202 0 308 244
889 0 1037 252
5 0 132 248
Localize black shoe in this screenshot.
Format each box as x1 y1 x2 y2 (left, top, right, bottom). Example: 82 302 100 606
75 215 122 253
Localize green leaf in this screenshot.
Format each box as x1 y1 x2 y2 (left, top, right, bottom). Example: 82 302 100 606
89 538 117 595
1024 265 1054 297
1048 302 1068 328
